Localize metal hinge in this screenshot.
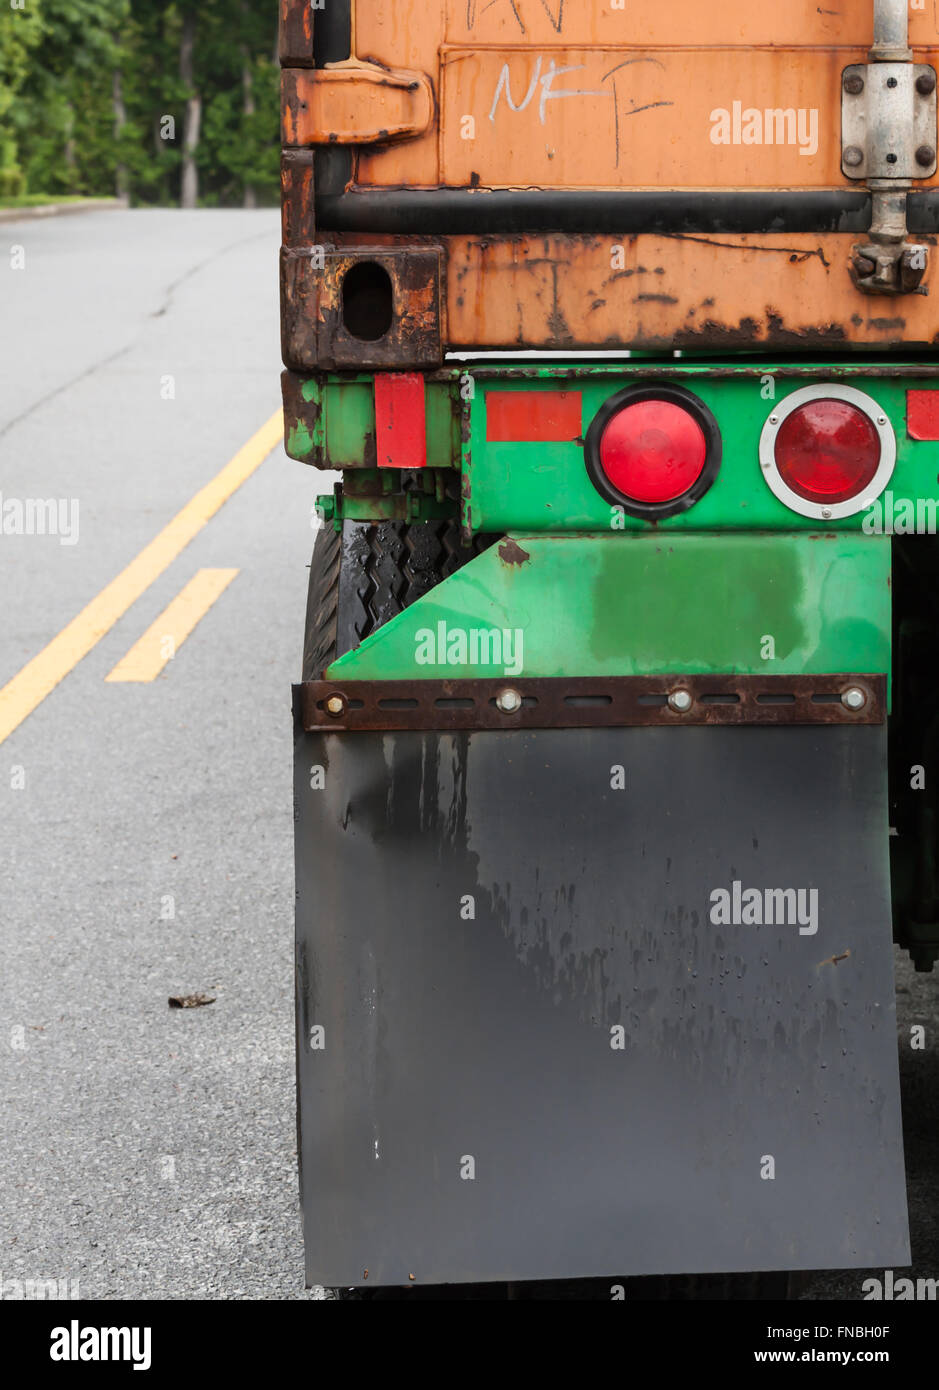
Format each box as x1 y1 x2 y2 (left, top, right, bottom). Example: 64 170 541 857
282 60 434 146
841 4 937 295
842 64 936 181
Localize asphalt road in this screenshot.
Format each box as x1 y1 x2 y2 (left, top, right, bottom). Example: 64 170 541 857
0 208 935 1302
1 209 328 1298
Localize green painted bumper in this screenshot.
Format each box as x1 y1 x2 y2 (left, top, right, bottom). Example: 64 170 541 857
286 361 939 538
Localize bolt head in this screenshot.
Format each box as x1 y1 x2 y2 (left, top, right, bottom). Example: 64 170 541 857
496 687 522 713
844 73 864 95
668 689 693 713
821 508 832 520
325 694 346 717
916 71 937 96
842 686 866 711
768 414 778 424
843 145 864 168
916 144 936 167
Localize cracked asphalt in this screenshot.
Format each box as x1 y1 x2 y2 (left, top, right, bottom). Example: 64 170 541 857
0 208 936 1301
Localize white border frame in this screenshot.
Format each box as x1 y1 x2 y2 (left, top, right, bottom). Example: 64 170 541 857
758 383 896 521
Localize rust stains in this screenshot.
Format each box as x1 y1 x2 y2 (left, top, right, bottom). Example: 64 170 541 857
278 0 314 67
460 470 473 544
282 246 444 372
673 317 762 347
662 232 831 269
280 149 315 247
498 539 531 566
764 312 848 346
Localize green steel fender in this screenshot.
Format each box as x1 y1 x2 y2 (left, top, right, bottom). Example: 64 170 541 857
325 532 891 683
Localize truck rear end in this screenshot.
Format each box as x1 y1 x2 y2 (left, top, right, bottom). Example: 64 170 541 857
282 0 937 1290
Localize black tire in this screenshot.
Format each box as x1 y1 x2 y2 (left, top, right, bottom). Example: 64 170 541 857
301 522 340 681
302 518 495 679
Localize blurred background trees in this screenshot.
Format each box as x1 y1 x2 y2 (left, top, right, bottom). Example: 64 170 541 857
0 0 280 206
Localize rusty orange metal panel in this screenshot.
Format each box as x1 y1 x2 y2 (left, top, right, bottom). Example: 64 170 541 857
347 4 939 193
357 0 939 51
441 232 939 350
281 4 939 356
439 2 935 47
437 46 853 190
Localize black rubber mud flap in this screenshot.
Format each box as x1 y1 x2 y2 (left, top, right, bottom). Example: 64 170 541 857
294 721 910 1287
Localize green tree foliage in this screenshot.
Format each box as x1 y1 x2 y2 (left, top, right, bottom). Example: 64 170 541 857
0 0 280 206
0 0 44 196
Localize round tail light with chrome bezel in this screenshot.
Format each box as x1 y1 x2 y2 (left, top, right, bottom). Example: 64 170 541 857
584 383 722 520
759 383 895 520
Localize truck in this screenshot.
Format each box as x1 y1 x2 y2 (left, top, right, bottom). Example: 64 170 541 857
280 0 937 1296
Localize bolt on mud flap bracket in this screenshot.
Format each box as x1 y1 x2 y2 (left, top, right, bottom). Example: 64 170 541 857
299 674 887 733
842 62 937 293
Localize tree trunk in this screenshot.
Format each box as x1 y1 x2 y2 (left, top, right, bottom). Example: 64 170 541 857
179 11 200 209
63 107 78 195
112 69 128 201
242 47 256 208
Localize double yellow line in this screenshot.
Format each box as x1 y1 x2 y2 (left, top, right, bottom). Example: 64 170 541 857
0 410 283 746
105 567 240 683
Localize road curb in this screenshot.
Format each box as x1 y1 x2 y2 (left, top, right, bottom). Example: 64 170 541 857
0 198 125 225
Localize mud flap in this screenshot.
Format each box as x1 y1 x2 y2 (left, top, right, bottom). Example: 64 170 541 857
295 721 909 1286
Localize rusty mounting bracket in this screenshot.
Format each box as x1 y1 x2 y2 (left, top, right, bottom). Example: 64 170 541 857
849 242 929 295
842 59 937 294
299 674 887 734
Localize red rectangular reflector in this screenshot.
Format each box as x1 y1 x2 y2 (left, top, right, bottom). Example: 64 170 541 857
374 373 426 468
486 391 582 442
907 390 939 441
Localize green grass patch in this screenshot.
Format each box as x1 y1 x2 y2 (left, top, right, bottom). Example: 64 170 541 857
0 194 110 209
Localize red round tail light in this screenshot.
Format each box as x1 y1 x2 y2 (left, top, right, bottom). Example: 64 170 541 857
585 385 721 518
598 400 707 503
760 385 895 519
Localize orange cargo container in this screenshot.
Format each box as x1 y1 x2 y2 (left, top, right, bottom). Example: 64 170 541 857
280 0 939 361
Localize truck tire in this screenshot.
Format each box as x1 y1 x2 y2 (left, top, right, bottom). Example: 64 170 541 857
302 518 495 679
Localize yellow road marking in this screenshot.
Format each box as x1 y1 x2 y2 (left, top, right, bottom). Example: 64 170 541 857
105 569 239 683
0 410 282 745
